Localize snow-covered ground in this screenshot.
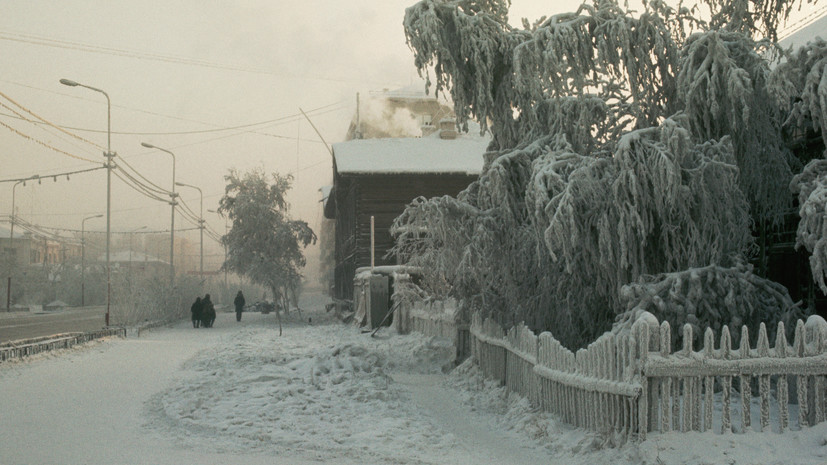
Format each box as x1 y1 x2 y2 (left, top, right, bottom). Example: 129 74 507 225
1 293 827 464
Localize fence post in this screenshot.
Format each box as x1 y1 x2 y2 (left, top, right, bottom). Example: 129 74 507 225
636 317 650 440
776 321 789 432
740 325 751 432
757 323 771 431
794 320 808 427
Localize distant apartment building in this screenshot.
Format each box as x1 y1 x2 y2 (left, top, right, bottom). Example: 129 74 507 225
0 225 81 267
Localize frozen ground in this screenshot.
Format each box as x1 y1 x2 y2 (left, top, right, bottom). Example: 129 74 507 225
1 293 827 464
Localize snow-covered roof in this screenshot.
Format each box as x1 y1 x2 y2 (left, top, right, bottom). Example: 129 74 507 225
319 185 332 201
779 14 827 49
332 131 490 175
369 80 435 101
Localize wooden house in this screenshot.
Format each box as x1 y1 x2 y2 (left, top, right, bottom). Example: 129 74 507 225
324 123 490 309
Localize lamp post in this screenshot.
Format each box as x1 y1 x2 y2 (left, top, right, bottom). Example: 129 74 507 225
140 142 177 287
60 78 115 326
7 175 39 311
208 208 228 290
81 214 103 307
175 182 203 278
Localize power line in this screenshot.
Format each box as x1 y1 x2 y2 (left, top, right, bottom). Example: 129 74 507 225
778 6 827 41
0 117 99 163
1 100 349 137
0 166 104 184
0 89 104 150
0 30 379 85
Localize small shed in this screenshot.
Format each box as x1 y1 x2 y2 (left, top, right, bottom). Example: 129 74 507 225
324 128 490 309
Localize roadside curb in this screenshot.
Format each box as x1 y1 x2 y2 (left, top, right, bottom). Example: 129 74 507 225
0 318 185 363
0 327 126 363
127 318 182 337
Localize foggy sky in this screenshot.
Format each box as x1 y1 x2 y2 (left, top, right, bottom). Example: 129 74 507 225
0 0 820 280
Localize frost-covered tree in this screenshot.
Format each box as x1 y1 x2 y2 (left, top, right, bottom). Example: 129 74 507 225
394 0 820 349
778 39 827 295
218 168 316 334
615 262 804 348
791 159 827 293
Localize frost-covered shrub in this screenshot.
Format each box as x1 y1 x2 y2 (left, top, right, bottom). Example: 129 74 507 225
615 262 805 348
791 159 827 294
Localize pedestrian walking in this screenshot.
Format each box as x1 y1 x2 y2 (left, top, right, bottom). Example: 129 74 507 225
190 296 202 328
234 290 245 322
201 294 216 328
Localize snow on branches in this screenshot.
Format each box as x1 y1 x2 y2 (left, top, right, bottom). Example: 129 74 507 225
615 262 803 348
678 29 795 222
513 1 680 129
526 117 752 346
771 37 827 150
396 0 820 349
791 159 827 293
403 0 524 144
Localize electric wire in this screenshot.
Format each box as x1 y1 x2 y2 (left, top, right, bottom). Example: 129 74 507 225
0 166 104 184
0 118 98 163
0 89 104 150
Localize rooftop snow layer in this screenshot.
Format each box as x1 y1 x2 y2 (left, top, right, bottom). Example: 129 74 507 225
779 13 827 49
332 132 490 175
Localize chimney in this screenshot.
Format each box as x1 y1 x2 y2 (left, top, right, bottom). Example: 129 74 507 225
438 117 457 139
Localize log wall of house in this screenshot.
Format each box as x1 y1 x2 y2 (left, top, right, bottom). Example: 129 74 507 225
332 172 477 306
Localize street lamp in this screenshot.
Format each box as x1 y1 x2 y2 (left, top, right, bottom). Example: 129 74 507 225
81 214 103 307
175 182 203 279
140 142 177 287
7 175 40 311
60 78 115 326
7 176 37 310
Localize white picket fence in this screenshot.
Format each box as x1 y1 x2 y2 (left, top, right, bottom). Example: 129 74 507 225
470 312 827 440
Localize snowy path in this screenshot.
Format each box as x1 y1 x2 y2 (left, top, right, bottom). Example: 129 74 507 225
0 314 278 465
393 372 553 464
4 297 827 465
0 300 555 465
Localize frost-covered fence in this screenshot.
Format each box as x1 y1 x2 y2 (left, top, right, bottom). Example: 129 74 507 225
395 297 471 362
471 313 644 438
0 328 126 362
642 316 827 436
469 312 827 440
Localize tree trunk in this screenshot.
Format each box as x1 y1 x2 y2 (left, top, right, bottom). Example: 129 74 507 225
270 285 282 336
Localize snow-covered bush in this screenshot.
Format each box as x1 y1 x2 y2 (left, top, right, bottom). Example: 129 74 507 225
791 159 827 293
615 262 804 348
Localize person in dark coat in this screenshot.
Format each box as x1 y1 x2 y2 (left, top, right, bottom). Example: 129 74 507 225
201 294 216 328
190 296 202 328
234 290 245 322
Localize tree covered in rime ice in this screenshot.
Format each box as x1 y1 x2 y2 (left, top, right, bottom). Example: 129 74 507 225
218 169 316 334
393 0 825 349
614 263 804 348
